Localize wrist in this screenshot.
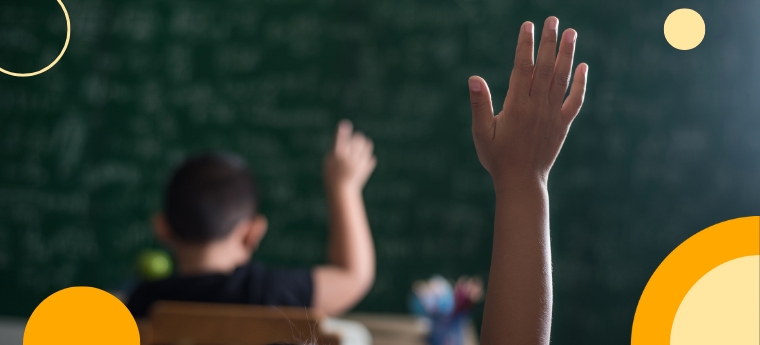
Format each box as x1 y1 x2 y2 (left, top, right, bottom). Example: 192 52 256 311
326 180 363 196
492 172 547 196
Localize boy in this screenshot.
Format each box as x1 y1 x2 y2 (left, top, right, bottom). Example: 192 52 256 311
469 17 587 344
126 120 377 319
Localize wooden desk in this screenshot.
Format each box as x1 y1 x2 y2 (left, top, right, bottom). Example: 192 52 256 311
342 313 479 345
0 313 480 345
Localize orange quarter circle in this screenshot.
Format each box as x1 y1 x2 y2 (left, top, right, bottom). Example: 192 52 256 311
631 216 760 344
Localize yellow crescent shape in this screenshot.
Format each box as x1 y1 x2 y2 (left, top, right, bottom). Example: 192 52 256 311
0 0 71 77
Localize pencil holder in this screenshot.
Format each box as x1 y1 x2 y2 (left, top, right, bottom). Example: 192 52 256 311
427 312 469 345
409 275 482 345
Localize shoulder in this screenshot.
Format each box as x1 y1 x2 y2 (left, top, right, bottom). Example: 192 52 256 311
125 275 211 317
239 261 311 282
242 261 314 307
126 279 171 319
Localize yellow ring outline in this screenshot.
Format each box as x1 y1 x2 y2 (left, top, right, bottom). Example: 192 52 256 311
631 216 760 344
0 0 70 77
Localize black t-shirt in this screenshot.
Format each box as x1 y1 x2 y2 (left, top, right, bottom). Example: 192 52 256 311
126 261 313 318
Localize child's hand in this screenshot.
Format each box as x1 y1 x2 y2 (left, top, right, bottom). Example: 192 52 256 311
468 17 587 187
324 120 377 191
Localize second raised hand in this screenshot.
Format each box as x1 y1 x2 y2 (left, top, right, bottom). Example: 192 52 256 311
323 120 377 191
468 16 588 186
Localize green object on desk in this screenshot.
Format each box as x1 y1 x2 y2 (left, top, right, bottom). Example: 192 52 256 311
137 250 173 281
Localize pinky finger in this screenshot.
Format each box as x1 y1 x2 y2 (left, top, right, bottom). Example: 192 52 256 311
561 63 588 125
351 133 369 158
364 156 378 177
356 140 374 165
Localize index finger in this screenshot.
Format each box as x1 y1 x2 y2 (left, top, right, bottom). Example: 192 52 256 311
333 119 353 153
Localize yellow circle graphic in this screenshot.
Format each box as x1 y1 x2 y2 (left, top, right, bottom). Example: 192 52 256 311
0 0 71 77
671 256 760 345
23 286 140 345
664 8 705 50
631 216 760 344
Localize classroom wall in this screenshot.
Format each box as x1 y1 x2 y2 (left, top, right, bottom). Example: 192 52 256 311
1 0 759 343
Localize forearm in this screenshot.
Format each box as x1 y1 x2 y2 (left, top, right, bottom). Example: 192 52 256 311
480 176 552 345
326 185 376 283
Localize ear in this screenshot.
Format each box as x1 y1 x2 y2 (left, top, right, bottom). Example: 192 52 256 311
241 215 268 253
152 213 174 244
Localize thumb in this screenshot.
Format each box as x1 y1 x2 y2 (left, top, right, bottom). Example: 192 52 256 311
468 76 494 139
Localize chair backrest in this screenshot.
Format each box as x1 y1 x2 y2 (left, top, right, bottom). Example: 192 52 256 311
147 301 341 345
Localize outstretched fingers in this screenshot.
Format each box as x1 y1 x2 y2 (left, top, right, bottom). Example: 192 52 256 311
561 63 588 125
469 76 495 141
549 29 577 107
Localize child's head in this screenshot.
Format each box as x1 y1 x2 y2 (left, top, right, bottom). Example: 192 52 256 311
153 153 269 272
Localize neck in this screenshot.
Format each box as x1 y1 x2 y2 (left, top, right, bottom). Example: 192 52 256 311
173 242 247 275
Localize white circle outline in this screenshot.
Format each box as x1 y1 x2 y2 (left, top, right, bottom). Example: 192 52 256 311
0 0 71 77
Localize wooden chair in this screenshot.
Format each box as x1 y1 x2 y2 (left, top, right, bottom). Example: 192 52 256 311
145 301 341 345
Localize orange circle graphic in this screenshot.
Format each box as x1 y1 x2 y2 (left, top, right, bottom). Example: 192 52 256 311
24 286 139 345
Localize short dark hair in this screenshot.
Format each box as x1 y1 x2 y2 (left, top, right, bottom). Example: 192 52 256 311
164 152 258 243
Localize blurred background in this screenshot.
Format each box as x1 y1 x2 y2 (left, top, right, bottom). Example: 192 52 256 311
1 0 759 343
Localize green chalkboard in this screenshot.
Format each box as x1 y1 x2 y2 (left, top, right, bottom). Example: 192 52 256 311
2 0 760 343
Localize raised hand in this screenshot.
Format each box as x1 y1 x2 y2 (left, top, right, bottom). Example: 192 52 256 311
468 16 587 186
323 120 377 191
472 17 589 345
315 120 377 315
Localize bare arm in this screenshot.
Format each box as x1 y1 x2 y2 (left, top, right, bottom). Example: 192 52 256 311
313 120 377 316
485 177 552 344
468 17 588 345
